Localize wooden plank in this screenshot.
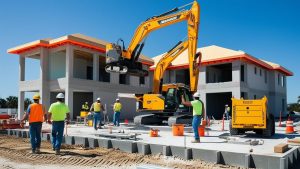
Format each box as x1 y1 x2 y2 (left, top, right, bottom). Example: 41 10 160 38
274 143 288 153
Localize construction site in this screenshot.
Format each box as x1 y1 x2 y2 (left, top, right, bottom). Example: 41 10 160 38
0 0 299 169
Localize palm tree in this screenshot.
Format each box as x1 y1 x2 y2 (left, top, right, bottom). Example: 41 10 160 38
6 96 18 108
298 96 300 104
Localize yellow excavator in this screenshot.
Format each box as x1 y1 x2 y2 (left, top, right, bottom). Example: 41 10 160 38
106 1 200 125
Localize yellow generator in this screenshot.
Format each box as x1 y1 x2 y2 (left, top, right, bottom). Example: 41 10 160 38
230 96 275 137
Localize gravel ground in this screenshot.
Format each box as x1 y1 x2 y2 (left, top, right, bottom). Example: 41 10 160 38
0 134 244 169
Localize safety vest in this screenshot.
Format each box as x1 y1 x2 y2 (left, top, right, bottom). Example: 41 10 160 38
93 102 101 112
82 104 89 110
191 100 203 116
114 103 122 112
226 107 230 112
28 103 44 123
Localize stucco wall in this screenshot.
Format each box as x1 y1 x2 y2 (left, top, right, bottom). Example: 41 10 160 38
49 51 66 80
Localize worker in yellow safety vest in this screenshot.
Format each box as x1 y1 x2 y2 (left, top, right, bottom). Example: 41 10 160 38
113 98 122 126
81 102 89 111
90 98 105 130
181 92 205 143
47 93 70 155
224 104 231 120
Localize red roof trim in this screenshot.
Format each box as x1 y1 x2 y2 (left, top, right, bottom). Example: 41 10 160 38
9 39 154 65
8 39 106 54
149 54 293 76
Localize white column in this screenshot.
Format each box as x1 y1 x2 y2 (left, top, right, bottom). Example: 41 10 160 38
66 45 74 119
40 47 50 109
65 88 74 119
66 45 74 79
93 53 99 81
19 56 25 81
18 91 25 120
232 60 240 82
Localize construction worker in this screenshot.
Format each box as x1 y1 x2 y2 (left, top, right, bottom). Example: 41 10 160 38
113 98 122 126
181 92 205 143
81 102 89 111
20 93 46 154
224 104 230 120
90 97 105 130
47 93 70 155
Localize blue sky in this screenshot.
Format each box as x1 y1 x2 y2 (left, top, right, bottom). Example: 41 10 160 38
0 0 299 103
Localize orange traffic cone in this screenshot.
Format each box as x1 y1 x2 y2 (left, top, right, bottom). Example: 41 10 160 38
285 117 295 134
124 119 129 125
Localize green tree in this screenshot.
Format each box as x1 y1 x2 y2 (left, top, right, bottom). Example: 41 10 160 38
0 98 7 108
24 98 32 110
6 96 18 108
288 103 300 112
298 96 300 104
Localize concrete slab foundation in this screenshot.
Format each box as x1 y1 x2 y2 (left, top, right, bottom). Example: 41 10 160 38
88 138 98 148
111 139 138 153
5 122 300 169
97 138 112 149
74 136 89 148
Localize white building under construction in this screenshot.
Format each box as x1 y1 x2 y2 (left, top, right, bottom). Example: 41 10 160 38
8 34 293 120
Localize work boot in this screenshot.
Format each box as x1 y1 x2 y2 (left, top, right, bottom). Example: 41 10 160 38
36 148 40 154
191 139 200 143
55 149 60 155
31 149 36 154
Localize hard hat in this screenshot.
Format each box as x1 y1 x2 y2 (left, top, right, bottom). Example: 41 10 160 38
116 98 120 101
56 93 65 99
85 102 88 104
225 104 228 107
193 92 201 98
97 97 101 101
33 94 40 100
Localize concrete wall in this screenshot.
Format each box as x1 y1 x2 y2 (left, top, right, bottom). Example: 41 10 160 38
49 51 66 80
73 57 93 80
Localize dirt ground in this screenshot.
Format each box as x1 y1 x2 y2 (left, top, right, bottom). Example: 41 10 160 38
0 134 243 169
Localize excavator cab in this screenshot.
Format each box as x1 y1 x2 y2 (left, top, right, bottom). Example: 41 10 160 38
163 84 193 113
106 41 148 77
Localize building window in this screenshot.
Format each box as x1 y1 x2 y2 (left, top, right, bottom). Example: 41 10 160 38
283 76 286 87
264 70 267 83
278 73 281 85
119 74 129 85
240 65 244 82
260 69 262 76
86 66 93 80
254 67 257 75
140 76 145 85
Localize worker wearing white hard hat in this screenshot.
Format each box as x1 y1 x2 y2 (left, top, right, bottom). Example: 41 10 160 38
47 92 70 155
113 98 122 126
181 92 205 143
90 97 105 130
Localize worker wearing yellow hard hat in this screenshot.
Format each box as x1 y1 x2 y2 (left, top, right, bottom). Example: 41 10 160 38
21 93 46 154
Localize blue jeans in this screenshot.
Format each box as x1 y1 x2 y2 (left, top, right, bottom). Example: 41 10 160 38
192 116 201 140
29 122 42 150
113 112 120 126
93 112 101 130
51 121 65 150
